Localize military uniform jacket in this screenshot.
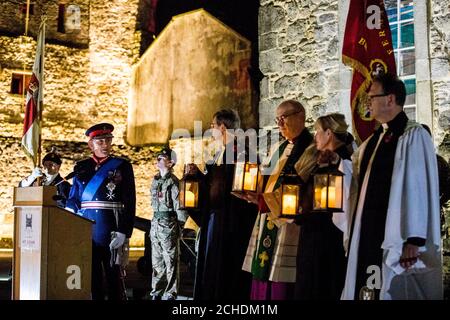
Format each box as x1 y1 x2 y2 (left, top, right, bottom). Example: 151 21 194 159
150 172 186 221
66 156 136 246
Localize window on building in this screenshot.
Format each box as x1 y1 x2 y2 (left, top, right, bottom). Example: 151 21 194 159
58 4 66 33
386 0 416 120
10 72 32 95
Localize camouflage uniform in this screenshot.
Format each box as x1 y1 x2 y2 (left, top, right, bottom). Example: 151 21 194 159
150 171 187 300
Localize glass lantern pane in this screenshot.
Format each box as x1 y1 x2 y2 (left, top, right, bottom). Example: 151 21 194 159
313 174 328 210
243 163 258 191
180 180 186 206
329 175 343 209
185 181 198 207
282 184 299 215
232 162 245 191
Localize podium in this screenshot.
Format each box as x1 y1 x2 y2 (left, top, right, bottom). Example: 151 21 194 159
12 186 93 300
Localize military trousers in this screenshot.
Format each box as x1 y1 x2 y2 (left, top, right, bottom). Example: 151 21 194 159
150 213 179 299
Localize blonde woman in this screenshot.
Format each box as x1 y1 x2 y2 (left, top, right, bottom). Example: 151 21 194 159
294 113 354 300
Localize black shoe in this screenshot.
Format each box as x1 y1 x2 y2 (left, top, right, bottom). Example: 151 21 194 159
166 296 176 301
151 295 162 301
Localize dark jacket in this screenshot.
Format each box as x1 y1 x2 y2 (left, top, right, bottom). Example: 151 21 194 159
66 156 136 246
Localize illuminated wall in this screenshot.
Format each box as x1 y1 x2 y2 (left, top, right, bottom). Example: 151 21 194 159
0 0 150 246
127 9 256 145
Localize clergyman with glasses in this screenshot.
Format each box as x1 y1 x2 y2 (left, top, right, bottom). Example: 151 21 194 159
341 73 442 300
239 99 316 300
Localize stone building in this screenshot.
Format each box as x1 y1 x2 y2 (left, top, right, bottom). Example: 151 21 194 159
258 0 449 156
0 1 256 247
0 0 162 247
257 0 450 294
0 0 449 284
128 9 256 145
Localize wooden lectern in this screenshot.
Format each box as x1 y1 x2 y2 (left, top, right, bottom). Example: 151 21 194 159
12 186 93 300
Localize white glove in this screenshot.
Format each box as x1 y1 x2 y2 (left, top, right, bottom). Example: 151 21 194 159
31 167 43 179
109 232 126 249
20 167 43 187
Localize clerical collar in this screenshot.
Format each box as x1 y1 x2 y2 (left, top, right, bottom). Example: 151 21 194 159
288 128 307 144
379 111 408 136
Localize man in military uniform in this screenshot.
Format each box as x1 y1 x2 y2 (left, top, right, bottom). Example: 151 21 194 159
66 123 136 300
150 148 187 300
19 150 71 208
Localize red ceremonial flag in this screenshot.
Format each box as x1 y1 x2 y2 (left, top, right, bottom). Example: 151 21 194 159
342 0 396 143
22 21 45 165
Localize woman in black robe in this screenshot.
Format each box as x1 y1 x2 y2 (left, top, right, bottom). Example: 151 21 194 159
294 113 354 300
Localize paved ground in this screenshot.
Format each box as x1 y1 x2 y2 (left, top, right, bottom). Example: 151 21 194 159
0 247 195 300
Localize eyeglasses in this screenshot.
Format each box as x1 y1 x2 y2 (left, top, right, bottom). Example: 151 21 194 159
274 111 302 125
366 93 388 105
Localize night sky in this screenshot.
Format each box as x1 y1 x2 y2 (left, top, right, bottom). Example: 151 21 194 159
152 0 262 87
155 0 259 45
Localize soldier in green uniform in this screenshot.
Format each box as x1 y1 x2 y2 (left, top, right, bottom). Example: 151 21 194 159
150 148 187 300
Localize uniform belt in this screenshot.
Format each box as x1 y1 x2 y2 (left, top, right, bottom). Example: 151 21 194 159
153 211 176 219
81 201 124 210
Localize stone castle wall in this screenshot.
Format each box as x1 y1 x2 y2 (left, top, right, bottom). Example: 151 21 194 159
430 0 450 158
0 0 149 246
258 0 449 156
258 0 342 129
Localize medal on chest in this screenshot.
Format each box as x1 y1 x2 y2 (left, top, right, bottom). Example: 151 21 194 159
106 181 116 200
106 170 116 200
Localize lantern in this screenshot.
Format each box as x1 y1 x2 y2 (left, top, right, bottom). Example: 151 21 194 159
232 161 262 193
179 164 200 210
279 169 302 218
312 165 344 212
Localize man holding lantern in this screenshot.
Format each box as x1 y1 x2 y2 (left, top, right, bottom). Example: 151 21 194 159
239 99 315 300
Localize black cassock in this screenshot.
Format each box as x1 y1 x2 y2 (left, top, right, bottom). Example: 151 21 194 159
189 140 258 300
294 144 351 300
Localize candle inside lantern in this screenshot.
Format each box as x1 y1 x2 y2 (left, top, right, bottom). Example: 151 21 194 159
282 194 297 215
314 187 322 209
185 190 195 207
320 186 336 208
328 186 336 207
243 167 258 191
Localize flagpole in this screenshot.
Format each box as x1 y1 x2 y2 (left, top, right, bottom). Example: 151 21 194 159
37 16 46 169
24 0 31 36
21 0 32 162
